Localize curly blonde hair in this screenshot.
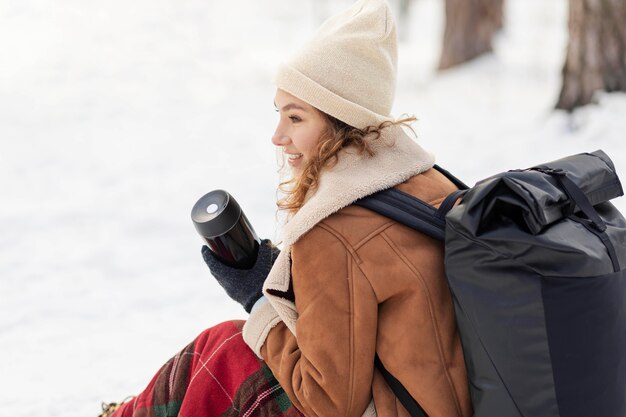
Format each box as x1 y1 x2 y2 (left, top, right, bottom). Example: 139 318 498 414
277 113 416 214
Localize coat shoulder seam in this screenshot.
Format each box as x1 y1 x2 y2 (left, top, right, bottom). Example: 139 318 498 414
316 222 363 264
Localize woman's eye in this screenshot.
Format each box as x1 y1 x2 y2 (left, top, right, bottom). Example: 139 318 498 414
289 115 301 122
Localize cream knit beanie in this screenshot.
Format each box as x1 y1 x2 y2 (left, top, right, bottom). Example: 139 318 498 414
273 0 398 130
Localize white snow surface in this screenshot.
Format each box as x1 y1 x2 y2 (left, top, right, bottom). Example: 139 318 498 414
1 0 624 416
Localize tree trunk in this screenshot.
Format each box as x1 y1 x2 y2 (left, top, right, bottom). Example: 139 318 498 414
556 0 626 111
438 0 504 70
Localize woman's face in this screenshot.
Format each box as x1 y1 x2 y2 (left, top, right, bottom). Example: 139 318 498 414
272 89 328 170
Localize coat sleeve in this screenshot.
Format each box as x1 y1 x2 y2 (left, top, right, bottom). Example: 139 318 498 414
261 225 379 417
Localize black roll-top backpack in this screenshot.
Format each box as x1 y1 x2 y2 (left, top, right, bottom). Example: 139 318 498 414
358 150 626 417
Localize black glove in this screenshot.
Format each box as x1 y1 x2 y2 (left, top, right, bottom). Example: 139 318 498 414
201 239 280 313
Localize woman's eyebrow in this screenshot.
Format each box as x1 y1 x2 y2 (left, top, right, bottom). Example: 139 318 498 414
274 101 308 112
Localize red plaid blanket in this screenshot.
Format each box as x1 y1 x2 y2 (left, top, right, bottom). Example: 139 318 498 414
111 320 305 417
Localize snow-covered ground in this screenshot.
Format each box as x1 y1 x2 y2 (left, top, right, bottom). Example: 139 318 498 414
1 0 624 416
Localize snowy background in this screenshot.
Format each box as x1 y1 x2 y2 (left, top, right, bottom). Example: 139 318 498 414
1 0 624 416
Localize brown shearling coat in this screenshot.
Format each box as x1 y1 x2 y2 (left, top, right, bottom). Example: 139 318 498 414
261 169 472 417
242 126 472 417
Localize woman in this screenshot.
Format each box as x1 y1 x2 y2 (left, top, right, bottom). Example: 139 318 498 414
101 1 472 416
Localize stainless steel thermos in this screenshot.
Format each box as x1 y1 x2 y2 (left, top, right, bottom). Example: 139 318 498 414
191 190 261 269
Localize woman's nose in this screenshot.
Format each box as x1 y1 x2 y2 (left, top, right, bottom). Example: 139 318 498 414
272 129 290 146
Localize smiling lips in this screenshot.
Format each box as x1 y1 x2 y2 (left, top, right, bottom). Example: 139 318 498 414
286 152 304 166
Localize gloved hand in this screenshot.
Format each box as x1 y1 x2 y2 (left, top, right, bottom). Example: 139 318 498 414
201 239 280 313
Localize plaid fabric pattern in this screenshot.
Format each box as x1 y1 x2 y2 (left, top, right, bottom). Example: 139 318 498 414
110 320 305 417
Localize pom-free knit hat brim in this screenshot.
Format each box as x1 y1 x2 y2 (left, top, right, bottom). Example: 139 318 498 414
274 64 394 130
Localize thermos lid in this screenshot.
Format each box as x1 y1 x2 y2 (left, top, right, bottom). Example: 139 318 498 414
191 190 242 238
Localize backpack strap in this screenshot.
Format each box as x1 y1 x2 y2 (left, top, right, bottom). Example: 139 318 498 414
355 187 446 241
375 354 429 417
436 189 468 221
354 167 469 241
354 166 468 417
355 188 440 416
532 166 621 272
433 164 469 190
